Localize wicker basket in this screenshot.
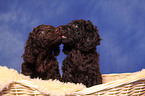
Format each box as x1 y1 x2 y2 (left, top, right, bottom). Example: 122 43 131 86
74 70 145 96
1 70 145 96
1 80 43 96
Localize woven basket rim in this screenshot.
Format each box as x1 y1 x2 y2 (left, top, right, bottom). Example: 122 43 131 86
1 68 145 96
73 69 145 95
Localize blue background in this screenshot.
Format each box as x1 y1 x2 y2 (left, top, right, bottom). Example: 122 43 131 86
0 0 145 75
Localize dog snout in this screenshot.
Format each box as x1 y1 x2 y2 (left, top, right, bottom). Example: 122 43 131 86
55 28 61 35
56 26 64 35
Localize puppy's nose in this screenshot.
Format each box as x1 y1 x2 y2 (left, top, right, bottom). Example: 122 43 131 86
55 26 63 35
55 27 61 35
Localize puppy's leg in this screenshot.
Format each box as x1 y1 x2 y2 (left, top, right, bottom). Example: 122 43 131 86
46 61 61 80
77 53 102 87
77 66 102 87
62 58 75 82
21 62 35 78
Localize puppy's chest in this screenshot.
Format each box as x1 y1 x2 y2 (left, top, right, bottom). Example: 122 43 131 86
67 50 92 66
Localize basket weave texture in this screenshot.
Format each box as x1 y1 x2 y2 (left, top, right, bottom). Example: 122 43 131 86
1 69 145 96
1 82 42 96
74 69 145 96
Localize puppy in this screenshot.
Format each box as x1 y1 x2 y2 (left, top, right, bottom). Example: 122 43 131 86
21 24 61 80
58 19 102 87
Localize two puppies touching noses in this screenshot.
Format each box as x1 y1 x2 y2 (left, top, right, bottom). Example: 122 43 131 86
21 19 102 87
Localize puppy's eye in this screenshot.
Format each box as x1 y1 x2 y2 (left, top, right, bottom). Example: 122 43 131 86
39 31 44 34
75 25 79 28
72 24 79 29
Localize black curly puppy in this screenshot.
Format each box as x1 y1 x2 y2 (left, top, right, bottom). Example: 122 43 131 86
21 24 61 80
58 19 102 87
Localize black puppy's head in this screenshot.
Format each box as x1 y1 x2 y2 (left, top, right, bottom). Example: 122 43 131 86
29 24 61 49
23 24 61 62
58 19 101 51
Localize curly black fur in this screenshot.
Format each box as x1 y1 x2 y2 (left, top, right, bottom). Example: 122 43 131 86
21 24 61 80
59 19 102 87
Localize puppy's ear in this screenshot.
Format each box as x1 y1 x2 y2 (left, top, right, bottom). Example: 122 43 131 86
22 32 36 64
76 26 101 51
